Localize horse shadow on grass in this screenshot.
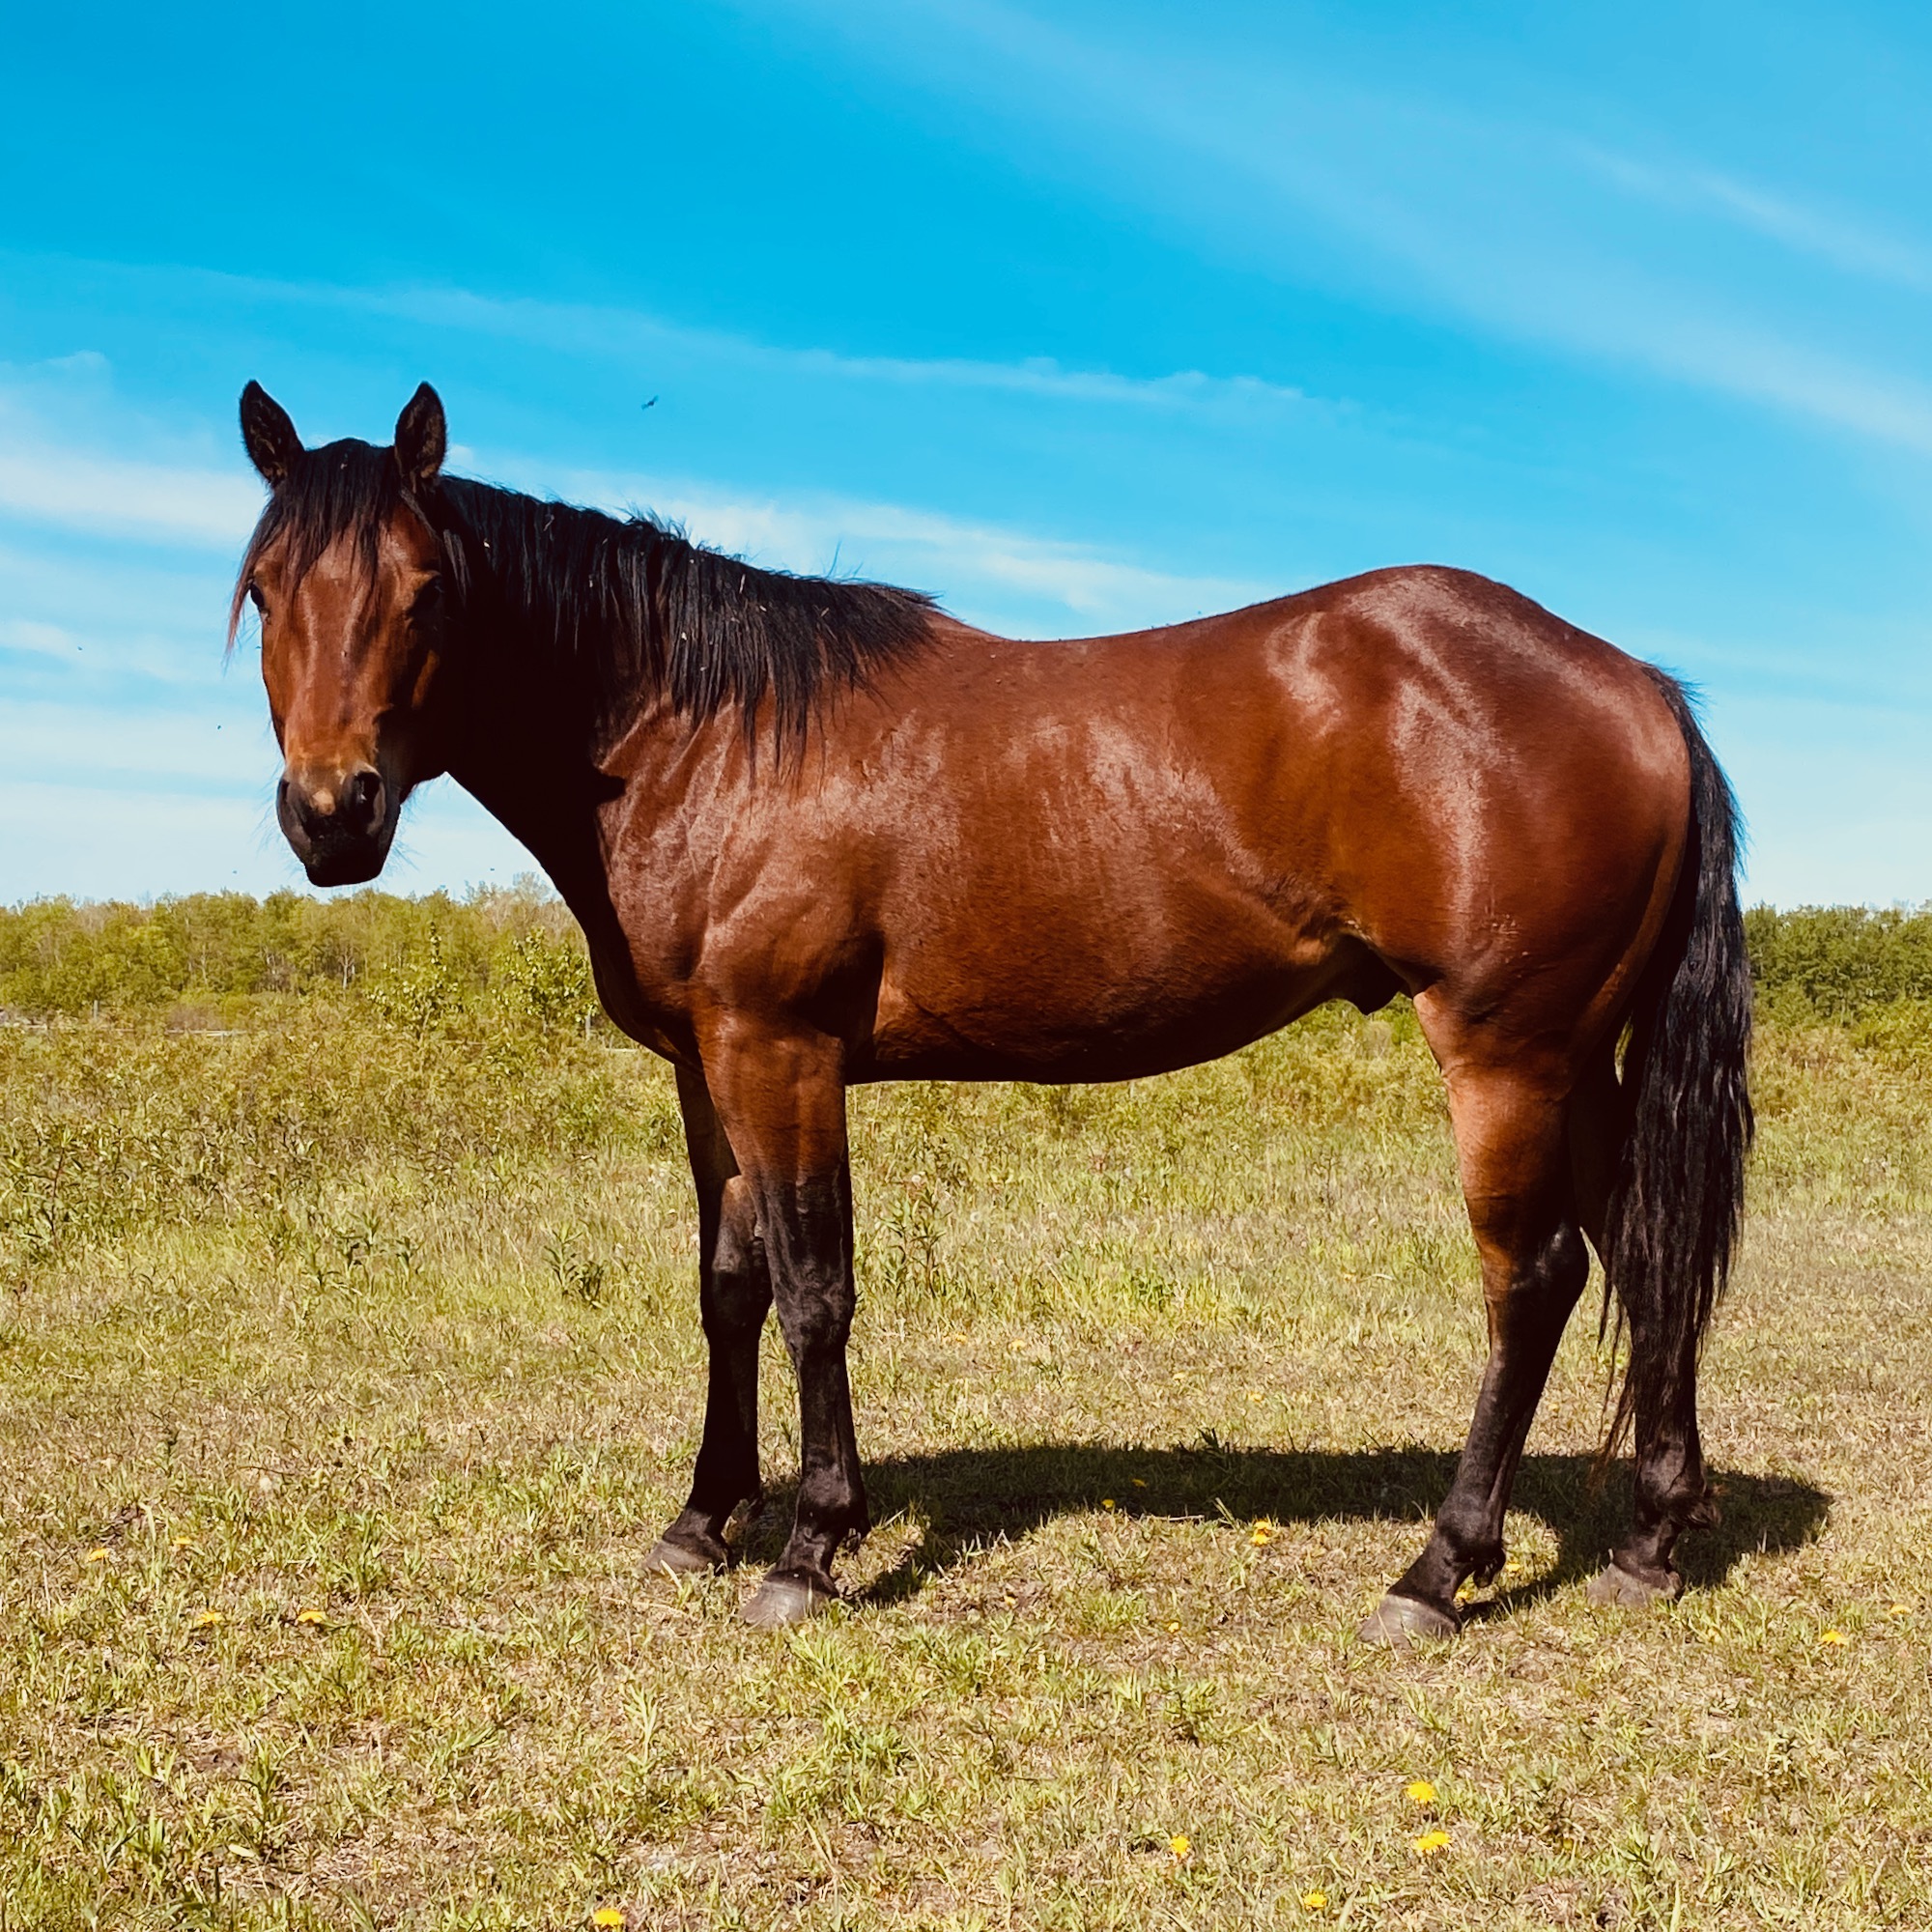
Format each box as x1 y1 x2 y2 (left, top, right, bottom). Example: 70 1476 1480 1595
752 1441 1830 1613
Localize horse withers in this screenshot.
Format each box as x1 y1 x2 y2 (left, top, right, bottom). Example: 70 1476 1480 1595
233 381 1752 1638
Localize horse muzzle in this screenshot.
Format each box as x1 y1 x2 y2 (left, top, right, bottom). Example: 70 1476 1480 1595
277 764 397 888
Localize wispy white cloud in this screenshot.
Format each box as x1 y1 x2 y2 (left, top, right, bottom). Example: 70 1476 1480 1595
0 616 78 662
0 424 1264 633
0 434 259 549
0 538 238 672
781 349 1306 413
0 696 257 790
803 0 1932 459
20 259 1314 421
0 358 1268 636
280 276 1315 416
498 458 1269 630
0 358 263 548
1575 144 1932 294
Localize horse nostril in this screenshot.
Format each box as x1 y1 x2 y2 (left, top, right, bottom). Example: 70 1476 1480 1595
280 769 384 846
278 775 323 842
341 768 385 836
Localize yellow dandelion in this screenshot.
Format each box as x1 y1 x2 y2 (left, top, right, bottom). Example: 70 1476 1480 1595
191 1609 223 1630
1300 1891 1328 1915
1101 1498 1116 1510
1413 1829 1452 1856
1247 1392 1264 1404
171 1537 193 1551
295 1606 327 1627
1818 1629 1849 1646
1889 1603 1911 1617
1168 1833 1192 1862
1406 1779 1436 1805
1130 1477 1148 1488
1167 1621 1180 1632
1249 1523 1274 1547
83 1548 109 1564
591 1912 626 1930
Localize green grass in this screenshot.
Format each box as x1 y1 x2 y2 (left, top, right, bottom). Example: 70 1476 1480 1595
1 991 1928 1929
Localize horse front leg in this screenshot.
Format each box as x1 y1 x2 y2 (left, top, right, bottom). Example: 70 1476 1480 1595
700 1027 868 1628
646 1063 773 1577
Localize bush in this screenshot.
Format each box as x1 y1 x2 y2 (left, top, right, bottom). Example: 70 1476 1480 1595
1745 904 1932 1019
5 890 1931 1031
0 878 593 1023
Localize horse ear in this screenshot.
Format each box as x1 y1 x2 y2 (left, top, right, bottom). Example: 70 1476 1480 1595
394 383 447 492
240 381 303 486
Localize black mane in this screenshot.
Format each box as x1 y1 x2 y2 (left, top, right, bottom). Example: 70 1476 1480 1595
232 440 939 749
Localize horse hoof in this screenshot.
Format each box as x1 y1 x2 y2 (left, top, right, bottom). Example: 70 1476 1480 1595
1586 1561 1682 1608
644 1537 724 1578
741 1574 838 1629
1358 1592 1460 1647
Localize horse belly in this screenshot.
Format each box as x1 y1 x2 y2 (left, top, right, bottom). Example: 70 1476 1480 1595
860 915 1392 1084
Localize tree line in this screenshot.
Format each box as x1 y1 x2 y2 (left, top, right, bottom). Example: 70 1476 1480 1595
0 885 1927 1023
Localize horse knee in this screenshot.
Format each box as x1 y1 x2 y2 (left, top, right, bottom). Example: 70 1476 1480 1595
701 1179 770 1340
774 1278 854 1360
702 1263 769 1341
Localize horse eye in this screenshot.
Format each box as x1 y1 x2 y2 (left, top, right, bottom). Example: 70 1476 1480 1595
246 582 266 614
411 579 443 618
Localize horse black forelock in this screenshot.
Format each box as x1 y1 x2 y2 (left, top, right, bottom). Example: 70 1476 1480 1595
228 439 416 649
231 449 937 750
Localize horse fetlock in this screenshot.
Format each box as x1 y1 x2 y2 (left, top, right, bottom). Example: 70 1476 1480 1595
652 1487 766 1574
1635 1461 1713 1521
780 1518 864 1585
793 1480 868 1546
1413 1512 1503 1596
646 1520 730 1577
1680 1480 1721 1532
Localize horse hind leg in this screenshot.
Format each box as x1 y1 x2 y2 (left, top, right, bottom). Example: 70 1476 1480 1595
1566 1046 1716 1608
1362 1065 1588 1644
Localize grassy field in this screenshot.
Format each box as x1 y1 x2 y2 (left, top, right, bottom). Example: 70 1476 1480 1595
1 958 1929 1929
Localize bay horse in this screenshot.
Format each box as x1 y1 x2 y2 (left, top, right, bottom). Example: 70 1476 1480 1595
232 382 1752 1639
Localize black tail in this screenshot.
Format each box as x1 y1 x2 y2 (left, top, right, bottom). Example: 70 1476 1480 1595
1600 674 1755 1462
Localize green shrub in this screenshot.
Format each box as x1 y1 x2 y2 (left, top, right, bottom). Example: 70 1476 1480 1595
1746 904 1932 1019
0 878 590 1022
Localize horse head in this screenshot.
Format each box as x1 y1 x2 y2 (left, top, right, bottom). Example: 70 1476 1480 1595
233 381 453 886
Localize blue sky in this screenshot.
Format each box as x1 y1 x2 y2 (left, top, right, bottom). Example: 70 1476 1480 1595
2 0 1929 905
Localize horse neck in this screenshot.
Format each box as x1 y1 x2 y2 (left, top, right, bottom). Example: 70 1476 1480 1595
439 597 649 923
